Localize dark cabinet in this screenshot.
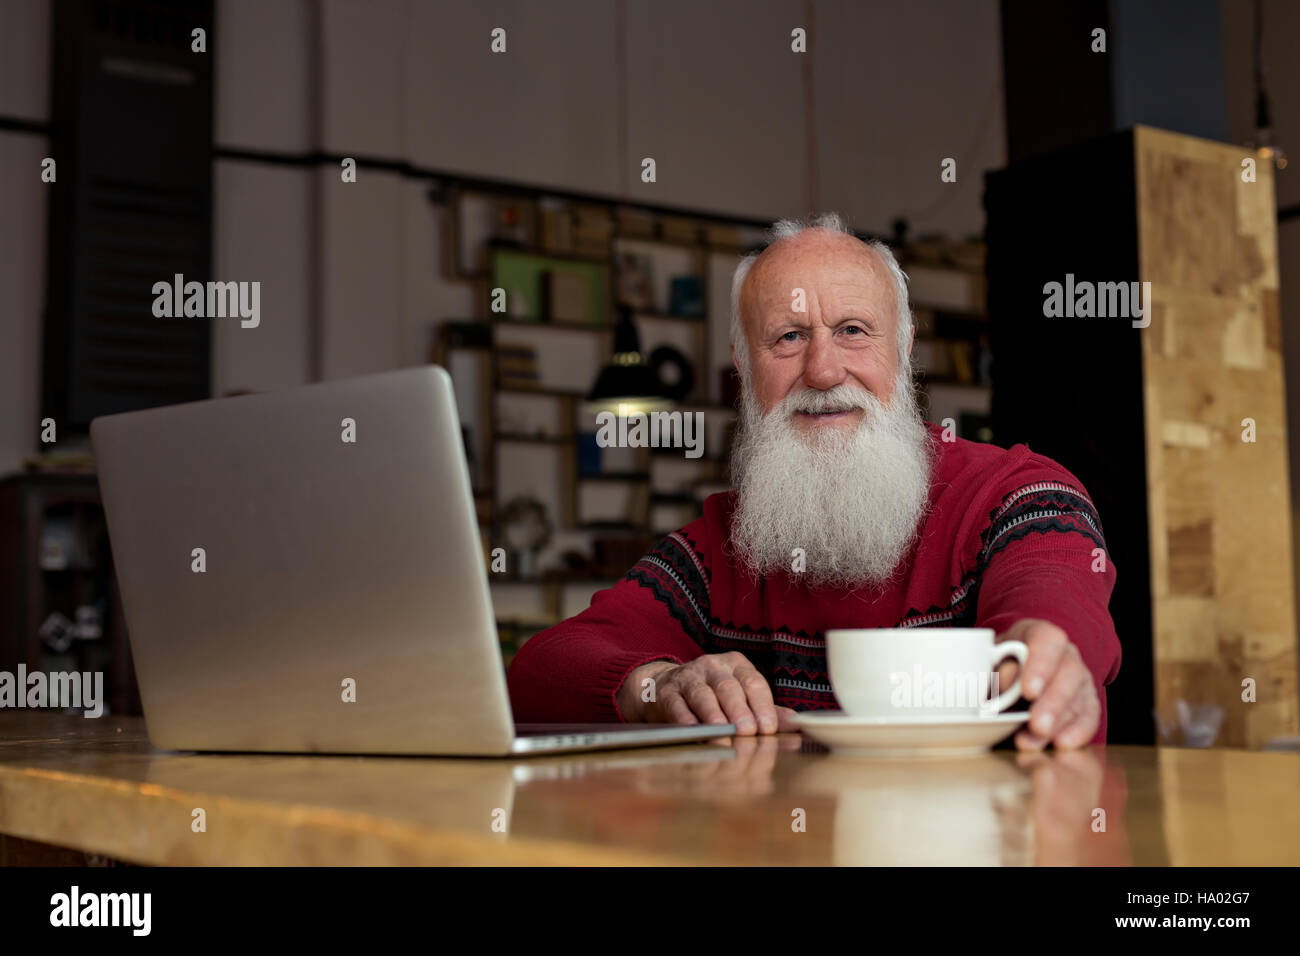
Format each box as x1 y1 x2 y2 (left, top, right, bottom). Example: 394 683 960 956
0 473 141 717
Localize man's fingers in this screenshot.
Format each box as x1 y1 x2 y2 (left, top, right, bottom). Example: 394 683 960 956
775 706 802 733
1015 727 1049 751
659 689 699 725
1052 682 1101 749
649 654 796 734
710 675 757 734
660 668 713 724
1016 673 1099 750
732 665 779 734
1016 622 1069 699
682 678 730 725
1029 658 1089 739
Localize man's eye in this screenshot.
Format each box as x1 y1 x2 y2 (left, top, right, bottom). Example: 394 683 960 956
843 326 862 335
780 331 800 342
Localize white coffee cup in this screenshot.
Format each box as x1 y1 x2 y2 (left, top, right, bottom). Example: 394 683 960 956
825 627 1028 719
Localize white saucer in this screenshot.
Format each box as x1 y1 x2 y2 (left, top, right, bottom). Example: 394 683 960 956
793 711 1030 757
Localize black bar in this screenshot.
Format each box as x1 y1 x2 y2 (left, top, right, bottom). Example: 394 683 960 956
0 864 1284 941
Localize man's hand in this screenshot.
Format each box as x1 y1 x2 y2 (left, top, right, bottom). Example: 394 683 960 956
996 619 1100 750
615 652 801 735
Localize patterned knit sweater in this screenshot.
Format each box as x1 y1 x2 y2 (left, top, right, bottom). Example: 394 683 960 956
506 422 1123 744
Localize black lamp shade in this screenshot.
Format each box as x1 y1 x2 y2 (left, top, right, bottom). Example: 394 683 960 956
587 362 666 404
585 306 673 409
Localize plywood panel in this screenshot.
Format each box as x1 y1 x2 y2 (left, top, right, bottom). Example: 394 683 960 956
1136 126 1297 748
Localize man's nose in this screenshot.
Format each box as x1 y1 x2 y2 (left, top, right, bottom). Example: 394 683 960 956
801 330 847 391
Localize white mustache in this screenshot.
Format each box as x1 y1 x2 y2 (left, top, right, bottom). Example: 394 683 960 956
781 385 877 416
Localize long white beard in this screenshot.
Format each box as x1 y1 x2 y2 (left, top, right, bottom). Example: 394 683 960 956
728 373 934 589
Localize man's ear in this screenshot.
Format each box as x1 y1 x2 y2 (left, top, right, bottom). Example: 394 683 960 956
906 326 915 359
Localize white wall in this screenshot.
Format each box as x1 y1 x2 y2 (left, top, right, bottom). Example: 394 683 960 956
815 0 1004 237
214 0 314 153
0 0 49 121
380 0 1001 233
211 160 314 392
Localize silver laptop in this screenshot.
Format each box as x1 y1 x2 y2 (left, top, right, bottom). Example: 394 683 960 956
90 366 735 756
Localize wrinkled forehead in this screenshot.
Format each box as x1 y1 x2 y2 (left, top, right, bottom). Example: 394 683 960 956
741 235 896 324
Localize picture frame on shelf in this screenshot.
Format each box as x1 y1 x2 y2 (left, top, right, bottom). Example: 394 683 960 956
668 275 705 317
539 198 575 255
489 247 610 326
570 203 614 259
543 270 592 325
615 251 656 311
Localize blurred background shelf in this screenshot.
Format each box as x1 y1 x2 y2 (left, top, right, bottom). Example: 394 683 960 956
0 474 139 717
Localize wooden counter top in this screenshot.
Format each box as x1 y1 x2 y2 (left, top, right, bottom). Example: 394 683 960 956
1 713 1297 865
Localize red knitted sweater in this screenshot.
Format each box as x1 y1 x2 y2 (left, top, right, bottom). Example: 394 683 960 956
506 422 1122 744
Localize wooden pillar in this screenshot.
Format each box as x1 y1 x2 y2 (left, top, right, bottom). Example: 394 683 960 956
1135 127 1296 748
986 127 1298 748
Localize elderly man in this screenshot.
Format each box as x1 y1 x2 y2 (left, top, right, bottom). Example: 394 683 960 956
507 213 1121 749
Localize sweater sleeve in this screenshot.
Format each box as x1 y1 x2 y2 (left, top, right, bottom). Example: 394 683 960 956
506 525 713 722
972 460 1123 745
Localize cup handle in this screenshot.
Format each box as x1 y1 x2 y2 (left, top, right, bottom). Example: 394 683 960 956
985 640 1029 714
